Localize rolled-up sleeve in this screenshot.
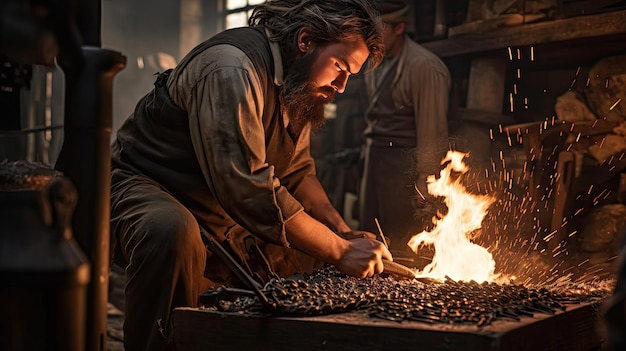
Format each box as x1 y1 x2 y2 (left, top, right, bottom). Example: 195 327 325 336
178 45 302 247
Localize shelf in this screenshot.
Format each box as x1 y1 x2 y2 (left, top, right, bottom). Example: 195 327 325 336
422 9 626 58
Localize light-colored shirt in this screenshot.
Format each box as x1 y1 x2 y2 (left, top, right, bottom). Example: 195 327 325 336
364 36 450 174
113 27 316 247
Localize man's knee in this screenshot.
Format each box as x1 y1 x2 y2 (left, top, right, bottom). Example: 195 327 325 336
140 206 203 256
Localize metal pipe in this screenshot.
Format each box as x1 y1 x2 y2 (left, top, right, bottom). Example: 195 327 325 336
76 0 102 47
56 46 126 351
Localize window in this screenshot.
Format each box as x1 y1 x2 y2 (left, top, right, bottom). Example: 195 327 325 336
224 0 265 29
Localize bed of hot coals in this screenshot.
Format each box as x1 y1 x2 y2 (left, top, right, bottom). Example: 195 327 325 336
206 266 613 326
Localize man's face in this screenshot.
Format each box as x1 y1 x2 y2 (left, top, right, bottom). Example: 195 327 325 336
382 22 404 56
282 36 370 134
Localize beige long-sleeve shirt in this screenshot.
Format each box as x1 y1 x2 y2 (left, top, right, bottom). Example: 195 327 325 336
364 36 450 174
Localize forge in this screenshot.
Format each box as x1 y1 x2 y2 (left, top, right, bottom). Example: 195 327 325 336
171 266 612 351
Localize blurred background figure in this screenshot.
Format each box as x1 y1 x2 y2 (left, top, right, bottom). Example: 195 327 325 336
358 0 451 256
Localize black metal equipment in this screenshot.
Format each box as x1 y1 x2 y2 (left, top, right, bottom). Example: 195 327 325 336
0 1 126 350
0 162 90 351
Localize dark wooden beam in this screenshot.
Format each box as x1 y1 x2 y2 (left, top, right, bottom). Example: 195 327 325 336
423 10 626 58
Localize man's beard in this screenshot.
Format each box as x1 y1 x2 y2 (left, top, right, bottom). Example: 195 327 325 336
281 51 336 135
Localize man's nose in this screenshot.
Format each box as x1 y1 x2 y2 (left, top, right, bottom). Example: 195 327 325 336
332 72 349 93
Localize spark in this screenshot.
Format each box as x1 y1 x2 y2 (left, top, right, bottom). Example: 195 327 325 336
413 183 425 200
543 231 556 242
562 265 576 273
549 262 560 272
569 79 577 90
609 98 622 111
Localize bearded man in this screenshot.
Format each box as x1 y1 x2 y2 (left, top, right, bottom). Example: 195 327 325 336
109 1 391 350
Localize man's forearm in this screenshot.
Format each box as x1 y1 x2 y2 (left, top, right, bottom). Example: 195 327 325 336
285 211 349 265
294 175 351 233
285 210 392 278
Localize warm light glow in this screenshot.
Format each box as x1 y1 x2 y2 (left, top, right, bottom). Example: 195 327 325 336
408 151 498 283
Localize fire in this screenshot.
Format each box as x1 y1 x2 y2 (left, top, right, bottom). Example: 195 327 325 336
408 151 499 283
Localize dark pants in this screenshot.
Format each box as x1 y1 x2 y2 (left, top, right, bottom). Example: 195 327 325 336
358 144 422 254
110 169 321 350
110 170 211 351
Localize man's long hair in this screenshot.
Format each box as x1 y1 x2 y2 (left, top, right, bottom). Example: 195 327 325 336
249 0 384 72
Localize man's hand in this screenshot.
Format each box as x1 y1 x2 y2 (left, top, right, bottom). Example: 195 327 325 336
337 230 377 240
335 238 392 278
285 211 392 279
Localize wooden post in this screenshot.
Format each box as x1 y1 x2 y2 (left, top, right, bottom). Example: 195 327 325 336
180 0 203 60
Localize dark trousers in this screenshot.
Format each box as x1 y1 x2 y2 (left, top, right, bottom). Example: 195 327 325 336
110 170 211 351
358 144 422 254
110 169 321 350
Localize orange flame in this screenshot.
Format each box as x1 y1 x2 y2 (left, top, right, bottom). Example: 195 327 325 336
408 151 499 283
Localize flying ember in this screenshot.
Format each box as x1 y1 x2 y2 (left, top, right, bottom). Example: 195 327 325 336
408 150 499 283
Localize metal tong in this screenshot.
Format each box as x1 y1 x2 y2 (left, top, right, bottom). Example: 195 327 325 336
200 227 277 312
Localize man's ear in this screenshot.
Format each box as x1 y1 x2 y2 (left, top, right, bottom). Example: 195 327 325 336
297 27 314 53
394 22 406 36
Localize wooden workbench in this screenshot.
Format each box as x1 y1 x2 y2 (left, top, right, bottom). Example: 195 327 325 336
171 300 605 351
